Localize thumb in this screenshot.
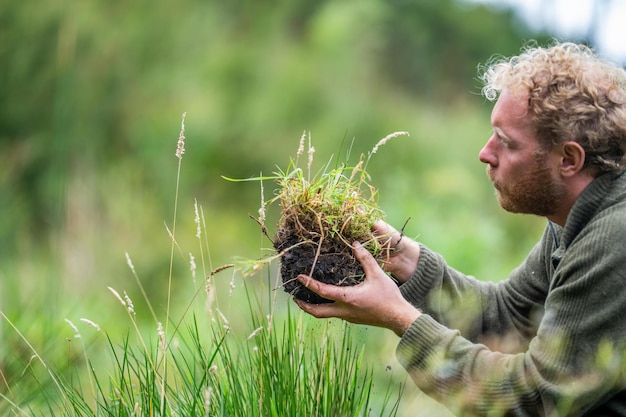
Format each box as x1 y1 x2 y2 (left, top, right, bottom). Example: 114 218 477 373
352 242 380 277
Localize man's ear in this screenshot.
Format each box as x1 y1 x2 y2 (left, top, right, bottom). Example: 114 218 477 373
559 141 586 177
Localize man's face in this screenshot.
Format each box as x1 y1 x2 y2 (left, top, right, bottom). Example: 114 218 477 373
479 91 566 217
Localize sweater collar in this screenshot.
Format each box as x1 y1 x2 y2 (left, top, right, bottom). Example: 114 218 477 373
550 169 626 266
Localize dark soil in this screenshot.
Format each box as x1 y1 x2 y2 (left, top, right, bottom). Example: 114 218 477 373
274 228 365 304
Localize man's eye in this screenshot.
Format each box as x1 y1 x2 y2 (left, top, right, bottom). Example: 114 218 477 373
497 135 512 148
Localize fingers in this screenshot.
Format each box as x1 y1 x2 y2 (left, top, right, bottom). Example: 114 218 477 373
296 274 343 302
372 221 397 243
294 243 383 319
294 275 346 318
294 297 337 319
372 220 396 234
372 221 400 261
297 243 384 300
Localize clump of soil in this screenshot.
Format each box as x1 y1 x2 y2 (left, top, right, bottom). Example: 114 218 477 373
273 212 368 304
270 160 385 304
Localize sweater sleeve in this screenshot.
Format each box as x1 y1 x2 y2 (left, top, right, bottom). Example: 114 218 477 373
399 226 552 344
395 218 626 416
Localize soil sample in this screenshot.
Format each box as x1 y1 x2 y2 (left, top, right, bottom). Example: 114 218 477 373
274 215 367 304
270 164 383 304
260 131 407 304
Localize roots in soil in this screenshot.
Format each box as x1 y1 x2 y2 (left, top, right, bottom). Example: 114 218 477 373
274 223 365 304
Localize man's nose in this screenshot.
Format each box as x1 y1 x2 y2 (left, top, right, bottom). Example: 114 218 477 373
478 136 498 166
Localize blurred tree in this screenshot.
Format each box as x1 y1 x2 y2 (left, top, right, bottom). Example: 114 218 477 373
377 0 551 98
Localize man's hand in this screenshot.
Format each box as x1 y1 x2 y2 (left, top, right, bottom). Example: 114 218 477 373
372 221 421 284
294 241 421 337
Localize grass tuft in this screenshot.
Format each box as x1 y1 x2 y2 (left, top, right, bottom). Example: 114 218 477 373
224 130 409 302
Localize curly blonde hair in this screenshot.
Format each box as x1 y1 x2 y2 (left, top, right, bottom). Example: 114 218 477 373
480 41 626 173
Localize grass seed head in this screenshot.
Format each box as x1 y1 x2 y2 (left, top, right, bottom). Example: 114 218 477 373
80 318 101 332
175 112 186 159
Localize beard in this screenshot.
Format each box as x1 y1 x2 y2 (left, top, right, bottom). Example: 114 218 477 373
489 153 566 217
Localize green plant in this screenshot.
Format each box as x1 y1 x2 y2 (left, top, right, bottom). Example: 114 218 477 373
224 131 409 304
208 287 404 417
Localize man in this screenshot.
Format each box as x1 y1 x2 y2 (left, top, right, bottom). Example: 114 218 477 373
294 41 626 416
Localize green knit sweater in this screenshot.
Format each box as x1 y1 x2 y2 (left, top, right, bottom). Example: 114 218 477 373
397 170 626 417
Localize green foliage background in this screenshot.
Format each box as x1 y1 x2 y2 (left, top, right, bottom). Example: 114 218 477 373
1 0 557 414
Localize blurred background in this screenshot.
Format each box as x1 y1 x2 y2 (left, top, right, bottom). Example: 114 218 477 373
1 0 624 414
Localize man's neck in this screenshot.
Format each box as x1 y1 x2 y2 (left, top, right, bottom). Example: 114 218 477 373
547 173 596 227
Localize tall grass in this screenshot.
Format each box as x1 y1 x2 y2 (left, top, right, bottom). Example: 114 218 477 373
0 117 404 417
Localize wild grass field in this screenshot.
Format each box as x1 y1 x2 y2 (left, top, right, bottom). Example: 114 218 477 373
1 117 406 416
0 105 546 416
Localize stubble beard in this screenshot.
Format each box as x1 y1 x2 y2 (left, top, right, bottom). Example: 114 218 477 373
490 155 566 217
